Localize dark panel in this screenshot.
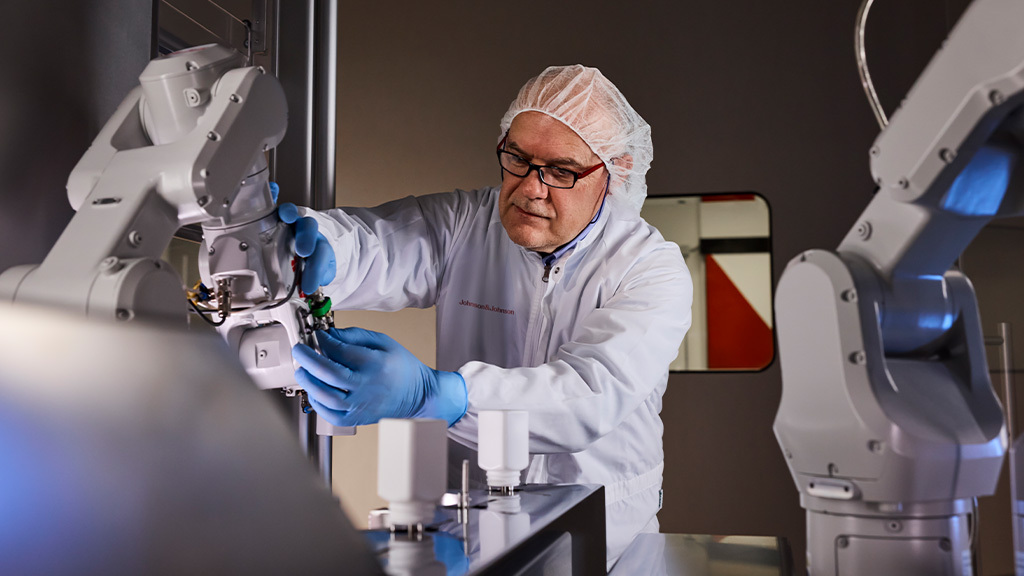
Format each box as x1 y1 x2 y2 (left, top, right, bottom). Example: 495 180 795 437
700 238 771 254
0 0 154 272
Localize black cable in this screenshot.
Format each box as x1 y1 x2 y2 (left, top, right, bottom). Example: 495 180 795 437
188 297 226 327
186 260 302 324
265 261 302 310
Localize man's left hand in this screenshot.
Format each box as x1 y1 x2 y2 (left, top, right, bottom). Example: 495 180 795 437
292 327 467 427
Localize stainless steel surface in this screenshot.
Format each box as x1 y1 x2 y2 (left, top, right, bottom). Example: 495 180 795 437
0 303 382 575
609 534 791 576
855 0 888 128
366 484 606 575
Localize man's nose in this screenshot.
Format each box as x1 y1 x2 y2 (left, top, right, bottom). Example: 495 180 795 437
520 167 549 199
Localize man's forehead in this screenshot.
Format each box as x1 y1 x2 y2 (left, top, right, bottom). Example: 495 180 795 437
507 112 599 163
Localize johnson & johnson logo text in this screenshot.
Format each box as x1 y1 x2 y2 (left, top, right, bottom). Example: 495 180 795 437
459 299 515 316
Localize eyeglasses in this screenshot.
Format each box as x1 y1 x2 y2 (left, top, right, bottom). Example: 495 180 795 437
496 136 604 189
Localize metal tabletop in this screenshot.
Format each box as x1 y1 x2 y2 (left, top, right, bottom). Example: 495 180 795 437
365 484 606 575
609 533 793 576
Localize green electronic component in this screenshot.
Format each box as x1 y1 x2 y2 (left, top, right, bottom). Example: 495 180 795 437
306 296 332 318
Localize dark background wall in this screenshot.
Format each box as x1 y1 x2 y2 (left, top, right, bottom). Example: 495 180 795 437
0 0 155 271
334 0 978 572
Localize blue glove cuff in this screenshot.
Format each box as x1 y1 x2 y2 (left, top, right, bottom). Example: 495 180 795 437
416 370 468 427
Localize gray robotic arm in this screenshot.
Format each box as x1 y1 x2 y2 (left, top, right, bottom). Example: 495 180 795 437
774 1 1024 573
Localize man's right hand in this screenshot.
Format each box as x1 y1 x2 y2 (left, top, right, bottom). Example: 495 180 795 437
278 202 337 294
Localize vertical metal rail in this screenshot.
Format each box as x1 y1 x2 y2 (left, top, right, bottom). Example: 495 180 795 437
1000 323 1016 453
312 0 338 490
319 435 333 488
314 0 338 211
999 323 1020 576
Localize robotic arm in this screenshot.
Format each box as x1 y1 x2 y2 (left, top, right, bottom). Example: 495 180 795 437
774 1 1024 573
0 44 330 397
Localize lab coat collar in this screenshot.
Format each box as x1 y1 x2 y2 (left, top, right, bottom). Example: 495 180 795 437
541 194 608 267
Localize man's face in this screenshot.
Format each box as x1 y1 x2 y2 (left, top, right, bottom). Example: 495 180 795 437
499 111 607 254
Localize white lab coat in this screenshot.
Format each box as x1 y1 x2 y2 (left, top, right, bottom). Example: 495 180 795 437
304 187 692 563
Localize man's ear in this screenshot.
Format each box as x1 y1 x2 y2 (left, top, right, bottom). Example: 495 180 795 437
611 154 634 172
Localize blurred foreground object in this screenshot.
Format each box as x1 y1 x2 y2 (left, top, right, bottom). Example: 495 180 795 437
0 303 382 575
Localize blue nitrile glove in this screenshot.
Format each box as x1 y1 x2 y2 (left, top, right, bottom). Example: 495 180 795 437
269 181 280 204
292 327 468 428
433 532 470 575
278 202 337 294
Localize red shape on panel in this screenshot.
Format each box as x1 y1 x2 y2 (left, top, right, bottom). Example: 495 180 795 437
701 194 757 203
705 254 774 370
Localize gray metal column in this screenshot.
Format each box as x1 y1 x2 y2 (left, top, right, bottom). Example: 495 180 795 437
272 0 337 211
314 0 338 211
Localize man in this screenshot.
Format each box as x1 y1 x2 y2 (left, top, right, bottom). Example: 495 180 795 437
282 65 693 565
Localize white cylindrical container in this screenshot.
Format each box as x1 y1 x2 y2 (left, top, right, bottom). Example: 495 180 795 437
478 410 529 490
377 418 448 528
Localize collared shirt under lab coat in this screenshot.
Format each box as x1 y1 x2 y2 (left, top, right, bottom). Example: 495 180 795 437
302 186 693 563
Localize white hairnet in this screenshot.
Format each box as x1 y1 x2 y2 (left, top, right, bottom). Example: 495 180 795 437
499 65 653 213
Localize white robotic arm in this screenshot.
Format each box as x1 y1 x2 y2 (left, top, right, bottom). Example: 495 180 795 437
774 1 1024 573
0 44 323 394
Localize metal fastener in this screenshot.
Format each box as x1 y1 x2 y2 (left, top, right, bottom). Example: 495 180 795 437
184 88 202 107
856 221 872 240
940 148 956 164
